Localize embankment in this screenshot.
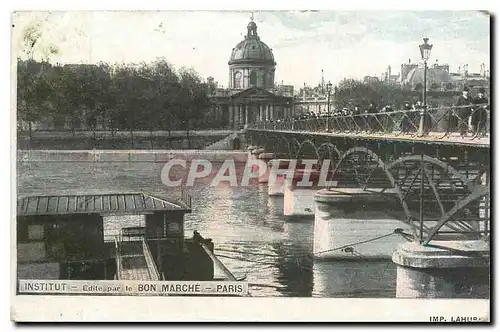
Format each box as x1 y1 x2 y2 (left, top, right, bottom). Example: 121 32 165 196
17 150 249 163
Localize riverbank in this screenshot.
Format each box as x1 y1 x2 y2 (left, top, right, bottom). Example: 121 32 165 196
17 150 249 163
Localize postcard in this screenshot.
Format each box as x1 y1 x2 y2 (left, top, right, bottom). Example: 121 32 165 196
11 9 490 322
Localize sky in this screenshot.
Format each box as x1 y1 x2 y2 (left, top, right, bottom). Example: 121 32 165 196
12 10 490 89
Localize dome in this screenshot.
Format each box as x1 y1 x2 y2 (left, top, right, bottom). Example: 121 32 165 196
228 20 276 66
404 67 451 86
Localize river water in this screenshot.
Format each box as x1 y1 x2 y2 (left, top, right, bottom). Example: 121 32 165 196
17 160 397 298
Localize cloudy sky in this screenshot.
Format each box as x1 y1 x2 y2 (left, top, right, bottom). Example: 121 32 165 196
12 10 490 89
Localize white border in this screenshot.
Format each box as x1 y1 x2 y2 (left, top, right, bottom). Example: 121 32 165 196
4 0 497 325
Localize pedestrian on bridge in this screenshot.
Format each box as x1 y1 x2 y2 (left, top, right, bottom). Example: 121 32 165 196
401 102 412 133
455 87 474 137
367 101 379 132
473 87 489 137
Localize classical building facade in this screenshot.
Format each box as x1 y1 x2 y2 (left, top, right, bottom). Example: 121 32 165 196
209 18 294 129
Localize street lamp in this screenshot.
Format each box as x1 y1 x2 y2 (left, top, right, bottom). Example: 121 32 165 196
326 81 333 131
418 37 433 136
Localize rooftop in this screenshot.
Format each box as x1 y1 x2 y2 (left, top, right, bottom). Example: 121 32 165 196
17 192 191 217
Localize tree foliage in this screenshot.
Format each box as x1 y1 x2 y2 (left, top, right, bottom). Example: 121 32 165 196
333 79 413 110
16 58 213 131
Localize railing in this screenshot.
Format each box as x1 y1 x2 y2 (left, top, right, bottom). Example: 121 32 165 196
142 238 161 281
114 236 122 280
249 104 490 140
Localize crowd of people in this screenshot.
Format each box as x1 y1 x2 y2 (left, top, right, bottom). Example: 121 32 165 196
455 87 489 137
291 87 489 137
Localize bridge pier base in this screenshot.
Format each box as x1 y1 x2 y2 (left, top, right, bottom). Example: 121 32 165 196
392 240 490 298
267 159 291 196
283 183 317 217
257 153 275 183
283 169 328 218
313 188 411 260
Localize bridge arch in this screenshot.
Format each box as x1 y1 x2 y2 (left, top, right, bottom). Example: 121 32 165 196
296 139 320 159
331 147 415 234
290 138 302 159
423 185 489 244
331 147 486 240
386 155 471 190
271 135 292 158
384 154 485 236
316 142 343 168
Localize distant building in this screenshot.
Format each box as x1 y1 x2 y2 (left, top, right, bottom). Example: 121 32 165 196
381 59 490 93
363 76 380 84
293 79 334 116
381 65 400 85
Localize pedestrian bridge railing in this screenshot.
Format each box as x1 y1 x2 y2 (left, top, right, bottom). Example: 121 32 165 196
249 104 490 140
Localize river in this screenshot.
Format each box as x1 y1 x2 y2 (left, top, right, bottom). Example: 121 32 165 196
17 160 397 297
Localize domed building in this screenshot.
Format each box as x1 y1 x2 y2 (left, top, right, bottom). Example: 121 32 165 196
209 17 294 130
402 64 452 91
228 20 276 90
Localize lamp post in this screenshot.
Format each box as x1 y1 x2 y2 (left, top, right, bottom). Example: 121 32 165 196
418 38 433 136
326 81 333 132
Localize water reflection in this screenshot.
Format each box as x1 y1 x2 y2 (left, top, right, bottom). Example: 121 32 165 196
312 261 396 298
273 223 314 297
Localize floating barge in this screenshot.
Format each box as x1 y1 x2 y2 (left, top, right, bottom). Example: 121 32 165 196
17 191 232 282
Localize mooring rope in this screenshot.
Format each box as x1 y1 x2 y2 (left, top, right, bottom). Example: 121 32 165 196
311 228 410 256
215 253 275 266
214 248 280 258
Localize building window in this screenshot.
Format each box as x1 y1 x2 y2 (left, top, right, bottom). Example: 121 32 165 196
431 83 439 90
268 72 274 88
249 70 257 87
414 83 423 91
234 71 242 89
167 222 181 234
28 224 44 241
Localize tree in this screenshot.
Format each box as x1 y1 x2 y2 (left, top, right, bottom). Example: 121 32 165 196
177 67 210 131
152 60 181 134
17 56 214 138
17 59 54 139
334 78 411 110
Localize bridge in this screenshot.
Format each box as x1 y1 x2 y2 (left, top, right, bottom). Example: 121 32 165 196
245 104 490 244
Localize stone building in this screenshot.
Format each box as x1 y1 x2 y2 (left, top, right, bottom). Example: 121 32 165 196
209 18 294 129
382 59 490 93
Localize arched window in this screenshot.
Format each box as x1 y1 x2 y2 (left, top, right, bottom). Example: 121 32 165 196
249 70 257 87
234 71 242 89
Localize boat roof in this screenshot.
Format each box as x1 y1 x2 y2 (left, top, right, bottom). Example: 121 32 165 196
17 192 191 217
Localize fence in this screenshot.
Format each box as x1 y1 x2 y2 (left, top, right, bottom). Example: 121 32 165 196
250 104 490 140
